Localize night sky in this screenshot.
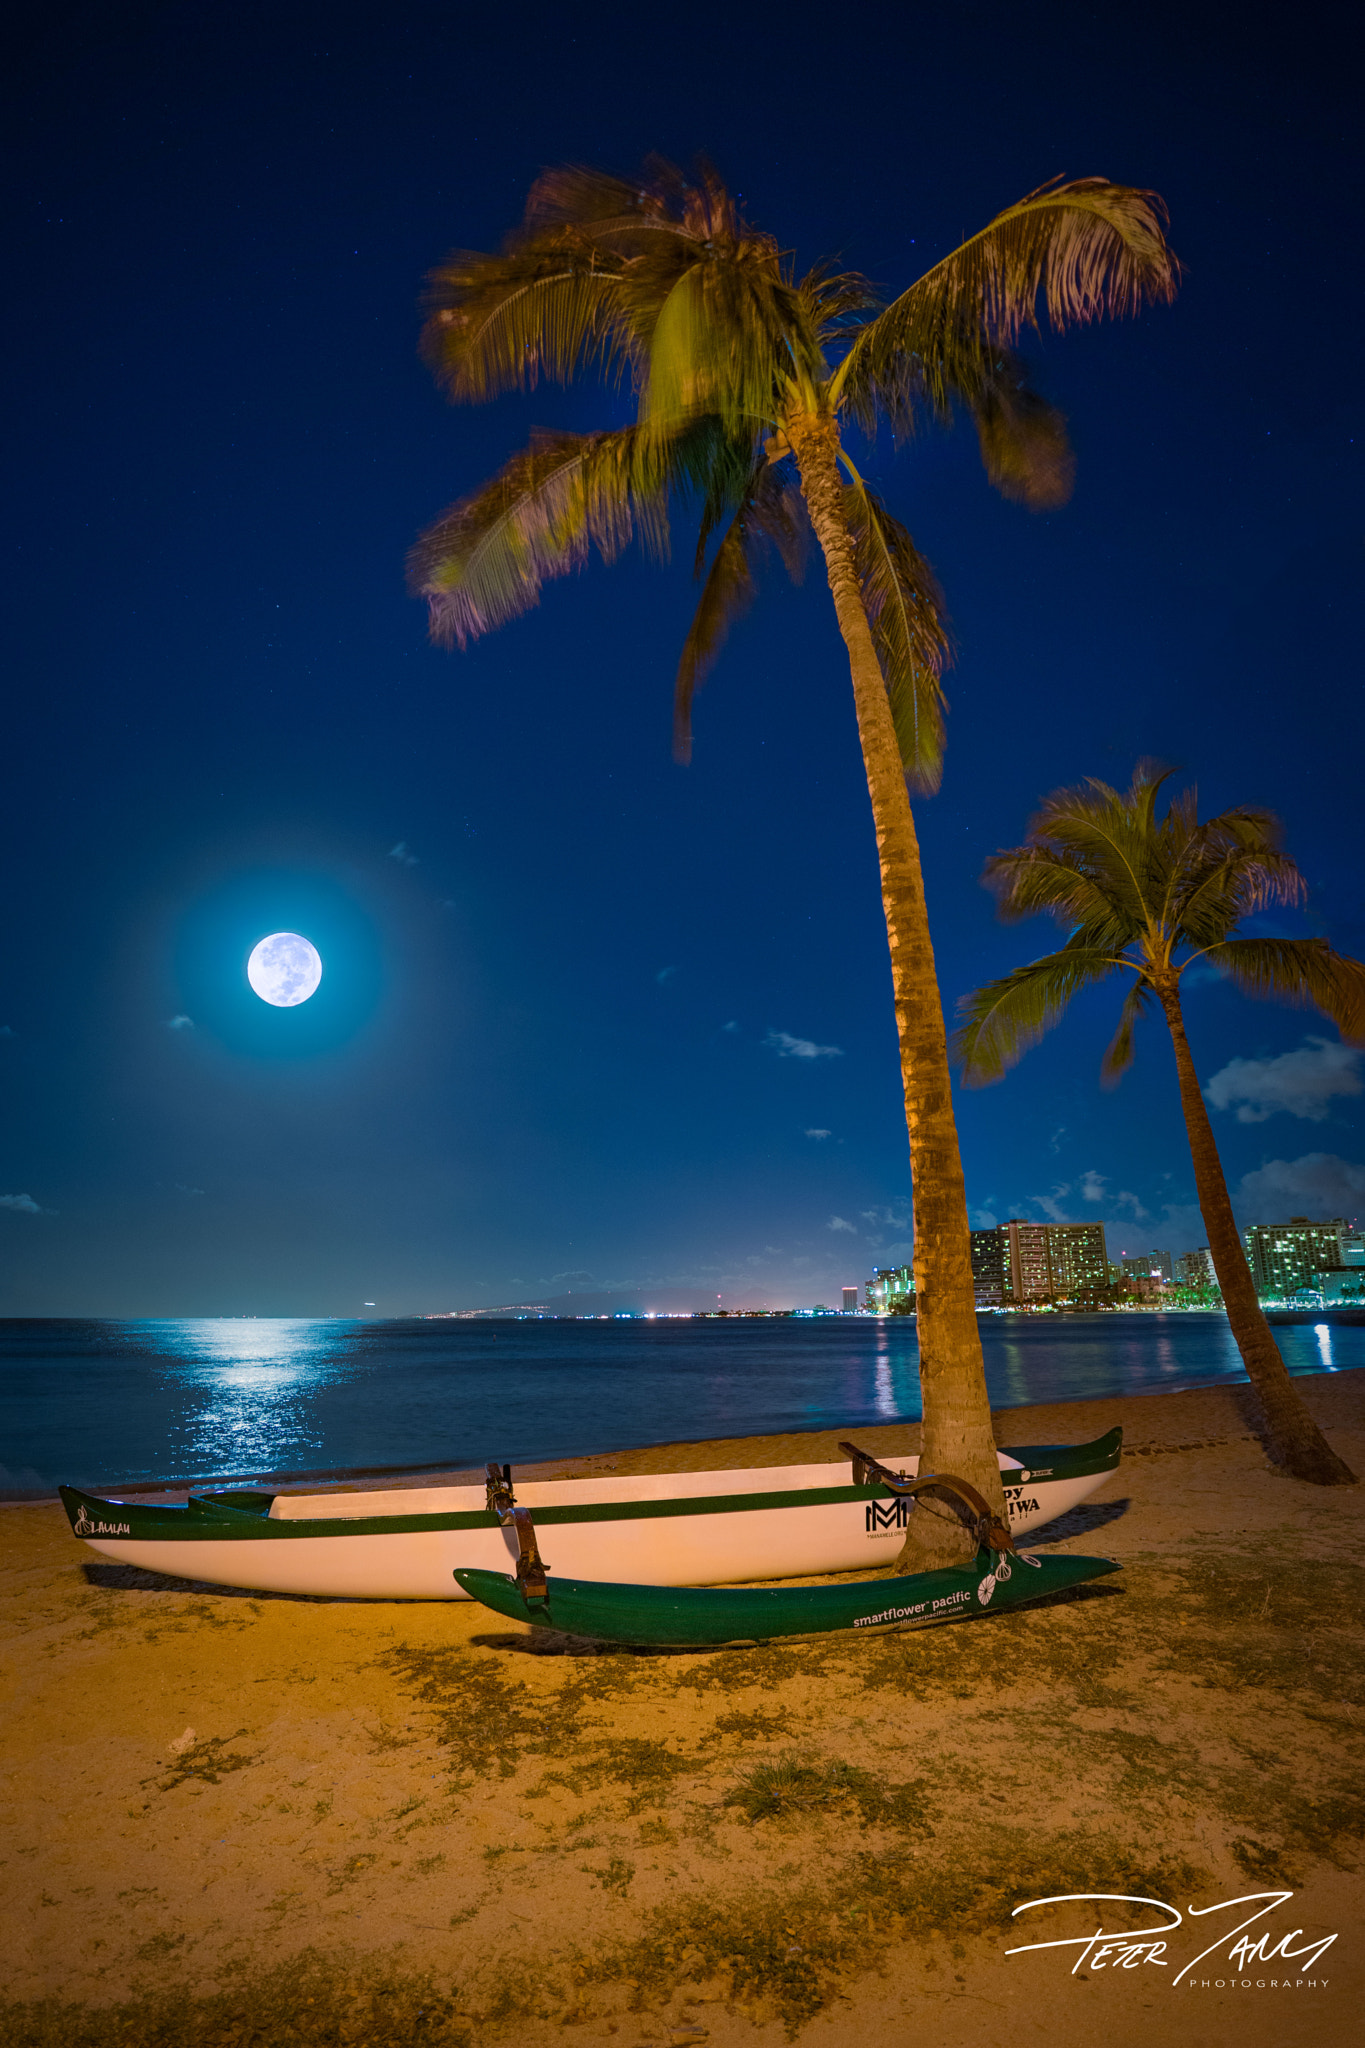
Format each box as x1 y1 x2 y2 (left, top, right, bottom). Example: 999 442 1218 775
3 0 1361 1316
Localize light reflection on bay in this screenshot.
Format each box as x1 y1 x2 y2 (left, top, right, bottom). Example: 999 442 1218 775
3 1310 1360 1494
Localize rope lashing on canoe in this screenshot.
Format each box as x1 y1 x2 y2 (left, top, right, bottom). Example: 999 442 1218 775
837 1442 1016 1555
485 1462 515 1515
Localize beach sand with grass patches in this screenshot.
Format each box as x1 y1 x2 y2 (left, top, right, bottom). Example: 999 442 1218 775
1 1370 1362 2048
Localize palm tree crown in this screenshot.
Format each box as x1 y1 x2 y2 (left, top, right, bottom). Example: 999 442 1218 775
954 763 1365 1083
410 160 1176 784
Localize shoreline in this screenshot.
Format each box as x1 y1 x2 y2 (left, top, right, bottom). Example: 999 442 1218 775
10 1363 1363 1507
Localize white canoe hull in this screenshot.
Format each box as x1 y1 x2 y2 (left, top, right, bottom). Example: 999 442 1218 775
65 1438 1120 1600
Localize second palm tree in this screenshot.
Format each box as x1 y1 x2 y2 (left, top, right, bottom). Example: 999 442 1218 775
955 763 1361 1486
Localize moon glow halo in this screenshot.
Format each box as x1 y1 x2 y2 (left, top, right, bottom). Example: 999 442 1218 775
247 932 323 1007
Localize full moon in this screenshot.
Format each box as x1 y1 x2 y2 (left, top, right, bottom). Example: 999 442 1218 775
247 932 322 1007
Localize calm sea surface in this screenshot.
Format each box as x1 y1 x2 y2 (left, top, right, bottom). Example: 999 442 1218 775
1 1313 1359 1498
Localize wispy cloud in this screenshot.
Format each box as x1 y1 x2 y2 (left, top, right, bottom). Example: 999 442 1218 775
1206 1037 1362 1124
766 1029 843 1061
1115 1189 1150 1220
860 1202 912 1230
1079 1169 1108 1202
0 1025 15 1039
166 1014 194 1031
722 1021 740 1033
1 1193 47 1214
552 1269 595 1285
828 1215 857 1233
1049 1125 1066 1155
970 1207 999 1229
1032 1183 1073 1224
805 1128 832 1140
388 841 419 866
1237 1151 1365 1222
655 965 679 985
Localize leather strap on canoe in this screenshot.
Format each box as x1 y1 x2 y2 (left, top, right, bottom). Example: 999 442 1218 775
485 1462 515 1516
501 1505 550 1603
838 1441 1015 1554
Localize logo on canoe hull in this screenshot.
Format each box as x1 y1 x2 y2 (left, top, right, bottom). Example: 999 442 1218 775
865 1499 910 1535
72 1505 131 1538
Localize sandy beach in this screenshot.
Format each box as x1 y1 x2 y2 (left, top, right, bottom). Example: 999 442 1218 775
2 1371 1362 2048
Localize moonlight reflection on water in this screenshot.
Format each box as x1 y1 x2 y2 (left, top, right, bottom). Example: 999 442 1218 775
2 1312 1359 1495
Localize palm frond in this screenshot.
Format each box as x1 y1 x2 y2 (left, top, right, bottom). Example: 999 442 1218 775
836 177 1177 430
953 943 1121 1085
970 352 1075 508
673 462 806 762
979 843 1139 947
408 428 655 649
420 242 634 402
640 252 807 436
1100 976 1152 1086
843 482 950 792
1014 773 1177 926
1204 938 1365 1045
523 164 659 234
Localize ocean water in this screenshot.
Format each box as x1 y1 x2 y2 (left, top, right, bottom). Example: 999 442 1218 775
1 1312 1360 1499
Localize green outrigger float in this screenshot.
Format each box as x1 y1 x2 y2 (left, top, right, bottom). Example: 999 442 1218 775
455 1462 1122 1646
454 1547 1120 1645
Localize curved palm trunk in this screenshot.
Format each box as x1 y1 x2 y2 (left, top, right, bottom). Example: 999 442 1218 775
787 411 1005 1566
1153 974 1355 1485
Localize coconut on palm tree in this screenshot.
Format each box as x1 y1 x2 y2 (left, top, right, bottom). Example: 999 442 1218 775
954 763 1362 1486
409 161 1178 1559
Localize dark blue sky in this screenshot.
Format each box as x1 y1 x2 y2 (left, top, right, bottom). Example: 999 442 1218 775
3 0 1361 1314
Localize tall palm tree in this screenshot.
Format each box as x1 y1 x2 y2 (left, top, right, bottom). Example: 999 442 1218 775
955 764 1363 1486
409 161 1178 1560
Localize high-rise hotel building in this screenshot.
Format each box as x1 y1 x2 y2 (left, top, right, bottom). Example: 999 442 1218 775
970 1220 1110 1307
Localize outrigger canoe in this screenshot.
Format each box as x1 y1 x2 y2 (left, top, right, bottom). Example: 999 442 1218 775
59 1426 1121 1601
456 1469 1122 1646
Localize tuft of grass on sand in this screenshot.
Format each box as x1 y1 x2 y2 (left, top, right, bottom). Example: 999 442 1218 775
723 1752 932 1832
148 1730 261 1793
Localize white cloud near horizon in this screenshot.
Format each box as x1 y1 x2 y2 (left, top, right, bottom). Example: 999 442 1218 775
166 1014 194 1031
804 1128 832 1140
1237 1151 1365 1223
1 1193 45 1214
765 1029 843 1061
828 1215 857 1233
1206 1037 1361 1123
1079 1169 1107 1202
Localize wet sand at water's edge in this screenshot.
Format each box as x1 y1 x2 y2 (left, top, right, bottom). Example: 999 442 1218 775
2 1371 1362 2048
